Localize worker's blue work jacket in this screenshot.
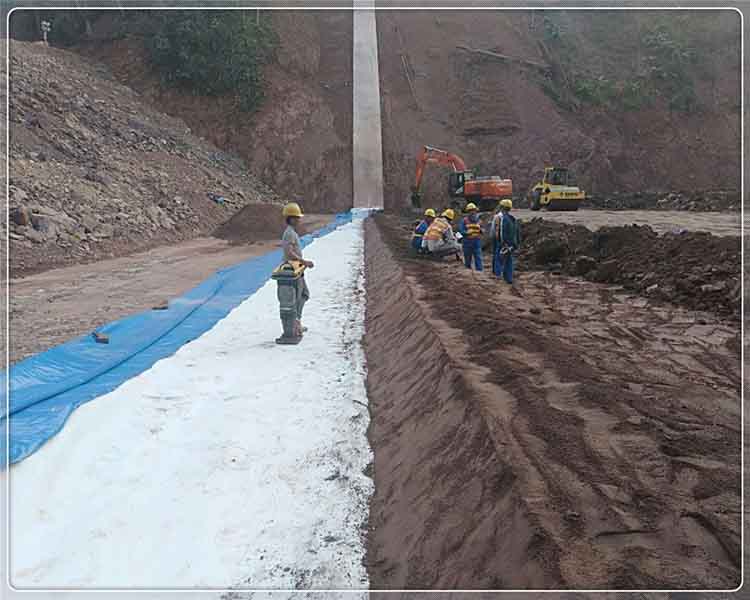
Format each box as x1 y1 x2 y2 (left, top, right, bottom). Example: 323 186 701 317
497 212 520 249
412 220 429 250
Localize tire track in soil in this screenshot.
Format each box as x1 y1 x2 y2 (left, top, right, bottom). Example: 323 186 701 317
363 215 740 590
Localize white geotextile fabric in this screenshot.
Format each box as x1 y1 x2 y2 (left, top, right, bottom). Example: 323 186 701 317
9 219 373 592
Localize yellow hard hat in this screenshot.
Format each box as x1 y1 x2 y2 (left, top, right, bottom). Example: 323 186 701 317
282 202 304 218
465 202 478 212
424 208 437 218
441 208 455 221
500 198 513 210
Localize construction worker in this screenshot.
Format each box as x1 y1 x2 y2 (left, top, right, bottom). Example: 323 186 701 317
422 208 461 259
458 202 483 271
280 202 314 338
492 198 521 283
412 208 436 253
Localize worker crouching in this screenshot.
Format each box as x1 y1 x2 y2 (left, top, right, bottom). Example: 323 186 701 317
491 198 521 283
458 202 483 271
412 208 436 253
274 202 315 344
422 209 461 259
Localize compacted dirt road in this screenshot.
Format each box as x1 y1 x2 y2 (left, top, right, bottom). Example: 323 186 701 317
511 209 741 237
364 215 740 589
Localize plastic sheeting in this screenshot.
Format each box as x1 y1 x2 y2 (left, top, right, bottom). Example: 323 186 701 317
1 212 352 466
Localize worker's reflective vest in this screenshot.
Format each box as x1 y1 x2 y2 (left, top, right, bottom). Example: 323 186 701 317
423 217 450 241
461 216 482 240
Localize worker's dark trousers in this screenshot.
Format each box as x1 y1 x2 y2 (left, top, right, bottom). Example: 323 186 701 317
462 238 483 271
493 246 514 283
297 276 310 320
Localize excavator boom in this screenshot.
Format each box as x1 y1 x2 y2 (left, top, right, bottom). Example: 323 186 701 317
412 145 468 205
410 144 511 212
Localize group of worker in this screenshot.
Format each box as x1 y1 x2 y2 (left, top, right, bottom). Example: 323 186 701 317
411 199 520 283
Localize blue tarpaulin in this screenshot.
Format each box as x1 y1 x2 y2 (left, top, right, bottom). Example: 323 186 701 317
2 212 353 466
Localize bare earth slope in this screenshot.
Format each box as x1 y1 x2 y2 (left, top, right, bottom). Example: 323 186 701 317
6 40 279 277
377 10 740 211
365 215 740 589
80 11 354 213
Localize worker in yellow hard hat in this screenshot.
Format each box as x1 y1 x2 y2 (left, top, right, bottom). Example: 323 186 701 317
279 202 314 341
458 202 483 271
491 198 521 283
411 208 436 253
422 208 461 259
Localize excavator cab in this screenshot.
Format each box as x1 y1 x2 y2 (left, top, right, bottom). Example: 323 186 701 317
447 171 473 197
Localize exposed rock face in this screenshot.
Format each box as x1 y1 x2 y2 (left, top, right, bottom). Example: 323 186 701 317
7 40 280 277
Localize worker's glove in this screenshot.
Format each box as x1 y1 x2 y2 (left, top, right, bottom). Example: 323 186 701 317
455 232 464 241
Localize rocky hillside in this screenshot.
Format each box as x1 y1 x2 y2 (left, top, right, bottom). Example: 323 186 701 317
377 10 741 211
76 11 354 213
6 40 280 277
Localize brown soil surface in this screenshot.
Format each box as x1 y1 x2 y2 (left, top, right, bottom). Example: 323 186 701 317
364 215 740 589
213 204 332 245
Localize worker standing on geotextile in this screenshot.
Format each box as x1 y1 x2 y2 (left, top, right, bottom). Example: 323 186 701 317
412 208 436 253
458 202 483 271
277 202 314 342
492 198 520 283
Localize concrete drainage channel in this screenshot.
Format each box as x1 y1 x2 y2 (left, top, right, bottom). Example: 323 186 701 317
353 1 384 210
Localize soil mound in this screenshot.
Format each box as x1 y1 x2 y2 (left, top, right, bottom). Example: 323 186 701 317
213 203 288 244
213 203 332 244
583 189 740 212
517 219 741 319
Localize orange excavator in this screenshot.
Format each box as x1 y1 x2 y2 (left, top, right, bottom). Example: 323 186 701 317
410 145 513 212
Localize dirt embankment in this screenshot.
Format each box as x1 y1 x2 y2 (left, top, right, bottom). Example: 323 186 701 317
365 215 740 589
365 218 561 589
516 219 741 320
7 40 279 278
584 189 740 212
79 11 354 213
377 11 740 212
212 204 333 245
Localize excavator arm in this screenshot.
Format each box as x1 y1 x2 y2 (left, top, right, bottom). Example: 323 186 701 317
411 145 468 208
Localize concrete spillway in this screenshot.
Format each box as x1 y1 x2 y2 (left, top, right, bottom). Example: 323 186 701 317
353 2 384 209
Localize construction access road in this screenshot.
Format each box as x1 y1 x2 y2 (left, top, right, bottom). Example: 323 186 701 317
485 209 740 237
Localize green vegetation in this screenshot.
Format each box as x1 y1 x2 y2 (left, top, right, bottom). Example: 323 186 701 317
536 11 716 113
10 9 277 113
146 12 277 112
641 24 698 111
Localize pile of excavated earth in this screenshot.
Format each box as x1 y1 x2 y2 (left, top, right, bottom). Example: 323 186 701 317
6 41 280 277
364 214 740 589
583 189 740 212
516 219 741 319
